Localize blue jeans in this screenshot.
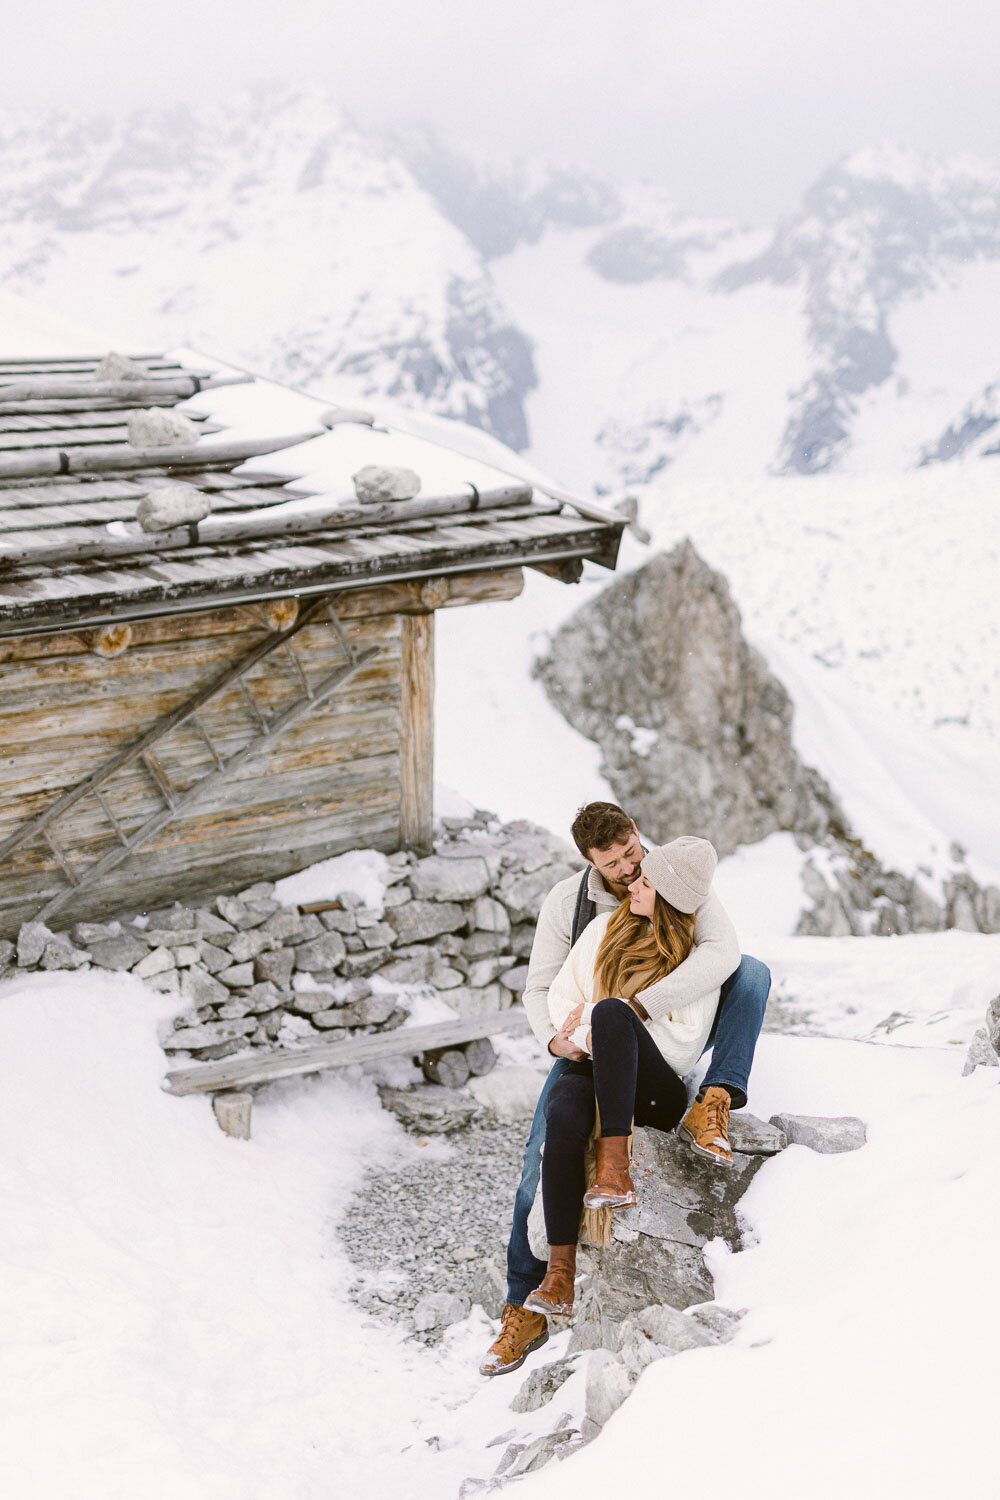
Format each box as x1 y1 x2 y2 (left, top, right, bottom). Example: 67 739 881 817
505 953 771 1305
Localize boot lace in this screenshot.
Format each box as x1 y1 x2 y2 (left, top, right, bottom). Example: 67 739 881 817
494 1304 534 1356
703 1091 729 1140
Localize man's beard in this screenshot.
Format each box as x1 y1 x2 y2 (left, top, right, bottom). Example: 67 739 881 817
606 871 639 900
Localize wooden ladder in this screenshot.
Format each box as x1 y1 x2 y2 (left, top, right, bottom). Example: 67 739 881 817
0 595 381 922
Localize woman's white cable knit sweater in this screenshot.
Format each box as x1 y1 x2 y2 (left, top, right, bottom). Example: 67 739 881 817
546 912 720 1077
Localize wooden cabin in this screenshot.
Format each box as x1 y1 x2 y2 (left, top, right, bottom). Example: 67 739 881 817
0 352 624 936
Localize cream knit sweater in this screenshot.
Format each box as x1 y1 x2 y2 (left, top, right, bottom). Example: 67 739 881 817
546 911 720 1077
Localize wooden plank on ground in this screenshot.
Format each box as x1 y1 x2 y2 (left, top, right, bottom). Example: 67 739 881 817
164 1008 531 1095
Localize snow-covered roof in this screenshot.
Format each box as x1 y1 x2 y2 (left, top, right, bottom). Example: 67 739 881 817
0 351 624 636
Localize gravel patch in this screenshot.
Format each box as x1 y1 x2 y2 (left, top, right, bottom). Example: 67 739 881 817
338 1117 525 1340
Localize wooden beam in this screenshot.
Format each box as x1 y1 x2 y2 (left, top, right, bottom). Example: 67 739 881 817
399 612 434 854
164 1008 530 1096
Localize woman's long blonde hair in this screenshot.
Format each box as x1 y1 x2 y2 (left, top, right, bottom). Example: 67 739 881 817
592 892 696 1002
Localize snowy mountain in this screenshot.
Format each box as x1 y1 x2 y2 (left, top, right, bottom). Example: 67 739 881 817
0 86 536 449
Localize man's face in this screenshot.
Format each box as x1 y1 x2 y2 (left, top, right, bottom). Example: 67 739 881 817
586 823 643 896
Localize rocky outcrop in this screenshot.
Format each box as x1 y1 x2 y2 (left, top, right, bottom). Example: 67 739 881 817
534 538 1000 937
963 993 1000 1076
534 539 834 858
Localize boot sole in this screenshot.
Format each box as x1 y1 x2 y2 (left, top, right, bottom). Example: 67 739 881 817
479 1325 549 1377
582 1189 636 1209
677 1123 734 1167
522 1291 574 1320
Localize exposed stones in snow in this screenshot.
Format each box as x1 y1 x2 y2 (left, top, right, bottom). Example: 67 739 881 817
136 481 213 532
963 993 1000 1075
768 1112 867 1153
127 407 201 449
352 464 421 503
535 537 1000 939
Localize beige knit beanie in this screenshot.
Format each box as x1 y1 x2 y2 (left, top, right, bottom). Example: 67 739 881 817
640 836 718 913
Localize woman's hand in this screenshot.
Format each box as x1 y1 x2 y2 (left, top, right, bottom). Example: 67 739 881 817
549 1004 587 1060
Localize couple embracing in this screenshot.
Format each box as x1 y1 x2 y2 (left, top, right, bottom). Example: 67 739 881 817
480 801 771 1376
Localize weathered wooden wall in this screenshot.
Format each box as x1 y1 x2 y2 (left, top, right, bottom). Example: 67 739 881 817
0 570 522 935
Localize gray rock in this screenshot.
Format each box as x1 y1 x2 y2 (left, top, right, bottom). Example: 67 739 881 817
386 900 467 945
39 937 91 970
498 865 577 924
511 1356 578 1414
617 1302 717 1380
337 992 399 1026
146 969 180 995
226 930 274 964
499 964 528 993
192 1038 247 1061
71 921 121 946
254 948 295 987
987 994 1000 1054
686 1303 746 1342
193 910 236 937
341 950 390 978
353 464 421 503
288 989 342 1015
510 924 536 958
470 1256 507 1319
496 1422 577 1478
216 1000 252 1020
296 914 325 941
142 928 203 949
473 895 511 936
0 939 15 973
17 920 55 967
136 478 209 531
162 1019 257 1050
199 942 232 974
238 881 276 903
241 982 286 1013
429 964 465 990
293 931 346 972
217 963 256 988
769 1112 867 1153
260 909 304 942
963 1027 1000 1075
180 968 230 1008
132 947 176 978
376 953 435 985
382 885 411 909
410 855 494 902
360 922 397 950
216 895 257 929
146 904 198 931
319 910 357 934
466 956 509 988
411 1290 470 1331
446 984 504 1019
311 1012 351 1031
378 1085 481 1133
728 1112 788 1154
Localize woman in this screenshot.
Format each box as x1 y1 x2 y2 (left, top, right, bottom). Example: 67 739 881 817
523 836 721 1319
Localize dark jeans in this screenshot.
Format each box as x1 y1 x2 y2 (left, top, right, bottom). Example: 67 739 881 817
541 1001 688 1244
505 953 771 1304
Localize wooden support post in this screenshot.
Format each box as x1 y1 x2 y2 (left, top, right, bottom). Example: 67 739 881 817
399 611 435 854
422 1048 471 1089
463 1037 498 1077
212 1091 253 1139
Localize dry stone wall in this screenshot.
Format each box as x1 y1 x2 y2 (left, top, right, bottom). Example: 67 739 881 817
0 814 579 1071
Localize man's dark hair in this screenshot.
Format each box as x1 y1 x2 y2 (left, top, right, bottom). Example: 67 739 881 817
570 801 634 861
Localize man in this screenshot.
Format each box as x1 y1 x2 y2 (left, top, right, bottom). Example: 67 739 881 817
479 801 770 1377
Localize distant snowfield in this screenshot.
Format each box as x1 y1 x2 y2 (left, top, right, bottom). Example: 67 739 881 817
2 956 997 1500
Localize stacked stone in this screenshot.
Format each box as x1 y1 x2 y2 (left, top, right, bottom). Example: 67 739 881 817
0 814 580 1068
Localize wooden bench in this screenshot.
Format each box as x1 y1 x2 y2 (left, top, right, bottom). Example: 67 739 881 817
163 1007 531 1138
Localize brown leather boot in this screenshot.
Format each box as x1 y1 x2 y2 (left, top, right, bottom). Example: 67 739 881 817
583 1134 637 1209
678 1086 733 1167
522 1245 576 1319
478 1302 549 1376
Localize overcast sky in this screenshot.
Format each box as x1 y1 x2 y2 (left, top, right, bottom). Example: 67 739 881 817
5 0 1000 222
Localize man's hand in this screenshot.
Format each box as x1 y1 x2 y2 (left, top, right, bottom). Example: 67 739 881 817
548 1003 587 1060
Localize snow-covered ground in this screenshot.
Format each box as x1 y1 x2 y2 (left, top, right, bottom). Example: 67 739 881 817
2 944 997 1499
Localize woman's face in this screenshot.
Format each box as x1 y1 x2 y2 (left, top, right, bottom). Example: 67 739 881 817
627 872 657 920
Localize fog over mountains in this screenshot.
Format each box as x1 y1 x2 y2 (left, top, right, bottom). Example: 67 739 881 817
4 84 1000 483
